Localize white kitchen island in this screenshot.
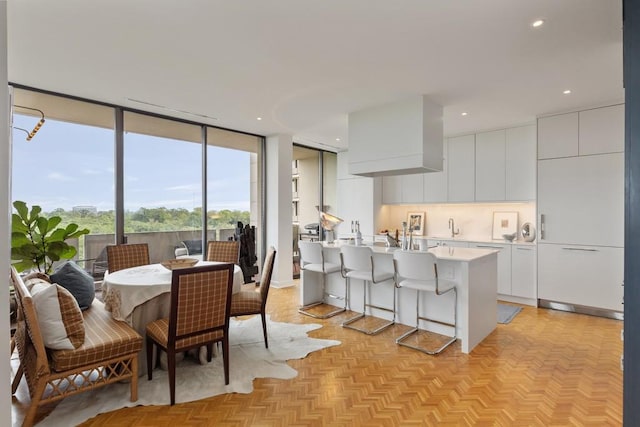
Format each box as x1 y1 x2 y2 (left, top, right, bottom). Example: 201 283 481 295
300 243 498 353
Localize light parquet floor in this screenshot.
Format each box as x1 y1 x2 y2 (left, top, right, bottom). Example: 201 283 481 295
12 281 623 426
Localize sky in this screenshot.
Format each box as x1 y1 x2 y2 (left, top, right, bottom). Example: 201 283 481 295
11 114 252 213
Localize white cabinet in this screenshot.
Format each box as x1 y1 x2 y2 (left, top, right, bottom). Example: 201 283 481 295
381 174 424 204
537 153 623 247
470 242 511 295
537 112 579 159
538 243 623 311
579 104 625 155
423 139 448 203
381 175 402 204
511 245 536 299
475 130 506 201
506 125 536 200
447 134 475 202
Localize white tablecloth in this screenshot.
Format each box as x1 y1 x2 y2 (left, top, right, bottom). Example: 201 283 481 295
103 261 243 322
102 261 244 375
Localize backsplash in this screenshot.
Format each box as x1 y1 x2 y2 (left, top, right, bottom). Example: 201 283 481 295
378 202 536 242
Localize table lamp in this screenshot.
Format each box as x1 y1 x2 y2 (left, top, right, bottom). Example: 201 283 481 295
320 211 343 244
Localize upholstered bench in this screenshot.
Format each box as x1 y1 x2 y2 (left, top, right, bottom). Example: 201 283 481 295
11 267 143 427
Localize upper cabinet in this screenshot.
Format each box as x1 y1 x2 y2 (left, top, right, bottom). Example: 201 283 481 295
447 134 476 202
475 130 506 201
537 112 579 159
538 104 624 160
423 139 448 203
579 104 624 155
505 125 536 201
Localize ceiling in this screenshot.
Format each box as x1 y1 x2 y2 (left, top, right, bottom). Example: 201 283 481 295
7 1 623 152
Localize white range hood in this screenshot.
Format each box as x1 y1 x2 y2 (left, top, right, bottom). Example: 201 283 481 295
347 95 443 177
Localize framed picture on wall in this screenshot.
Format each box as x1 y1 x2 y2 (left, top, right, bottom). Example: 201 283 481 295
492 211 518 239
407 212 426 235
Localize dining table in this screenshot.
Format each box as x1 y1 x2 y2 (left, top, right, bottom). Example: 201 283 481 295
102 261 244 375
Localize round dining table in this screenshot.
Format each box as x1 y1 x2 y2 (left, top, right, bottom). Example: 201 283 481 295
102 261 244 374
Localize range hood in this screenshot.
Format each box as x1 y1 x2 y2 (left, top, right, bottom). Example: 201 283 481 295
347 95 443 177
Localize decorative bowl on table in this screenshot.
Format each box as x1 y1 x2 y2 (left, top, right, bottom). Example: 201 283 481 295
502 233 517 242
161 258 199 270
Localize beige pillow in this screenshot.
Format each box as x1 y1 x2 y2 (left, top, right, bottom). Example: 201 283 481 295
30 282 85 350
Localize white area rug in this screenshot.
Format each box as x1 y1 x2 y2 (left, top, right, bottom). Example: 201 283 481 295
34 316 340 427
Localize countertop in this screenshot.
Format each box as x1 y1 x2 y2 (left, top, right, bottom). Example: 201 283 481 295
322 241 498 262
371 234 537 246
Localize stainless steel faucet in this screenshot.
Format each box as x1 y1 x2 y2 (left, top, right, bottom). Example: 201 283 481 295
448 218 460 238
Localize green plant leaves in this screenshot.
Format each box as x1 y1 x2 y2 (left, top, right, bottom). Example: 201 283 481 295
11 200 90 273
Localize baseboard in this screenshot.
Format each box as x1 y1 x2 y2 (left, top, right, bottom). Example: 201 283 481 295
538 299 623 320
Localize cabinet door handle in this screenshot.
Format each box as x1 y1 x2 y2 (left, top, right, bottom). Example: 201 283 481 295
561 247 598 252
516 247 533 251
540 214 545 240
475 245 503 249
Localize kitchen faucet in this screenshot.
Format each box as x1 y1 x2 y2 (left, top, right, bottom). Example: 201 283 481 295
448 218 460 238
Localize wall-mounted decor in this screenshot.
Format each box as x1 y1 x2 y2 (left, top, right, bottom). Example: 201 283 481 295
492 211 518 240
407 212 426 235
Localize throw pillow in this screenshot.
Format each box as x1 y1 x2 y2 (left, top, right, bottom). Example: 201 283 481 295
22 272 51 291
30 282 85 350
50 261 95 310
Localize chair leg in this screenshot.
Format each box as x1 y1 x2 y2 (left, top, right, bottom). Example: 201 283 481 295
11 364 23 395
299 272 346 319
23 380 46 427
207 343 214 362
343 280 395 335
223 336 230 385
130 354 139 402
261 312 269 348
146 336 154 380
168 350 176 405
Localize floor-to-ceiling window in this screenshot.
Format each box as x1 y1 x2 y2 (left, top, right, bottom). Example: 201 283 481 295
10 86 265 281
11 89 115 277
123 112 203 263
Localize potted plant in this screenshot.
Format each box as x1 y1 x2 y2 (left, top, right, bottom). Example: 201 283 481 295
11 200 90 274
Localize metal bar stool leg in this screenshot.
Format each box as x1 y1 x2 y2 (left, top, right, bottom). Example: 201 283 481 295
342 279 395 335
299 271 347 319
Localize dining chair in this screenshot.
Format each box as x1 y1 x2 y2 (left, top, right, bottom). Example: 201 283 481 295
145 263 234 405
206 240 241 264
297 241 345 318
393 250 457 354
106 243 150 273
229 246 276 348
340 245 395 335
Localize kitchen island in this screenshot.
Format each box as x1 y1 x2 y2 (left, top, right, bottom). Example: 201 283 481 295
300 243 498 353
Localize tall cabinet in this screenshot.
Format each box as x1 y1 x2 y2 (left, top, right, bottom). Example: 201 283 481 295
537 104 624 312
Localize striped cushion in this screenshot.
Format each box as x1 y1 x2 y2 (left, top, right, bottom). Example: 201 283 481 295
146 318 224 351
230 290 262 315
206 241 240 263
50 300 142 372
31 282 85 350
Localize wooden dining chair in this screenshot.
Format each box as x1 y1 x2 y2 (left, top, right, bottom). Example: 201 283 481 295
229 246 276 348
106 243 150 273
206 240 240 264
145 263 234 405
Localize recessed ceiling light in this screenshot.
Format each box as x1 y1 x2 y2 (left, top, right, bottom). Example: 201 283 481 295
461 112 468 116
336 138 341 142
563 89 572 95
256 117 262 121
532 19 544 28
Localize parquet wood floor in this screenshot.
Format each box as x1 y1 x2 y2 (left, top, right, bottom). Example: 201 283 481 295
12 281 623 426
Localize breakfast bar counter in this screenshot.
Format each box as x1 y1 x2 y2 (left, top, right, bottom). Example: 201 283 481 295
300 243 498 353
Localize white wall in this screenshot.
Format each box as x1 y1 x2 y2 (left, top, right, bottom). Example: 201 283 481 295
379 202 536 242
297 156 319 227
1 2 12 423
265 134 293 287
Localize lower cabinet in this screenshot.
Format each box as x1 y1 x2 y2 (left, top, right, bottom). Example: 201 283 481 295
538 243 623 312
511 245 537 299
427 239 469 248
470 242 511 295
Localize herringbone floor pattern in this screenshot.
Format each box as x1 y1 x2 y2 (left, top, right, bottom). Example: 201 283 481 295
12 281 623 426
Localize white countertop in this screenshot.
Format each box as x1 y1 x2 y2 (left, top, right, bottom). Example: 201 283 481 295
322 241 497 262
371 234 536 246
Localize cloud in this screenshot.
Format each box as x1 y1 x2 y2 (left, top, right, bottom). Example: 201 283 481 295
82 168 103 175
165 183 200 192
47 172 74 182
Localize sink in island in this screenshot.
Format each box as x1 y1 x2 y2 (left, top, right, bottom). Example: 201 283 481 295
300 242 498 354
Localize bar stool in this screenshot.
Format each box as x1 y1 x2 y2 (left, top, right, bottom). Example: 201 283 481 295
393 250 457 354
298 241 346 318
340 245 395 334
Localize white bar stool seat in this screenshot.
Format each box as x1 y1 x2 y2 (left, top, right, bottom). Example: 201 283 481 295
340 245 396 335
298 241 346 318
393 250 457 354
